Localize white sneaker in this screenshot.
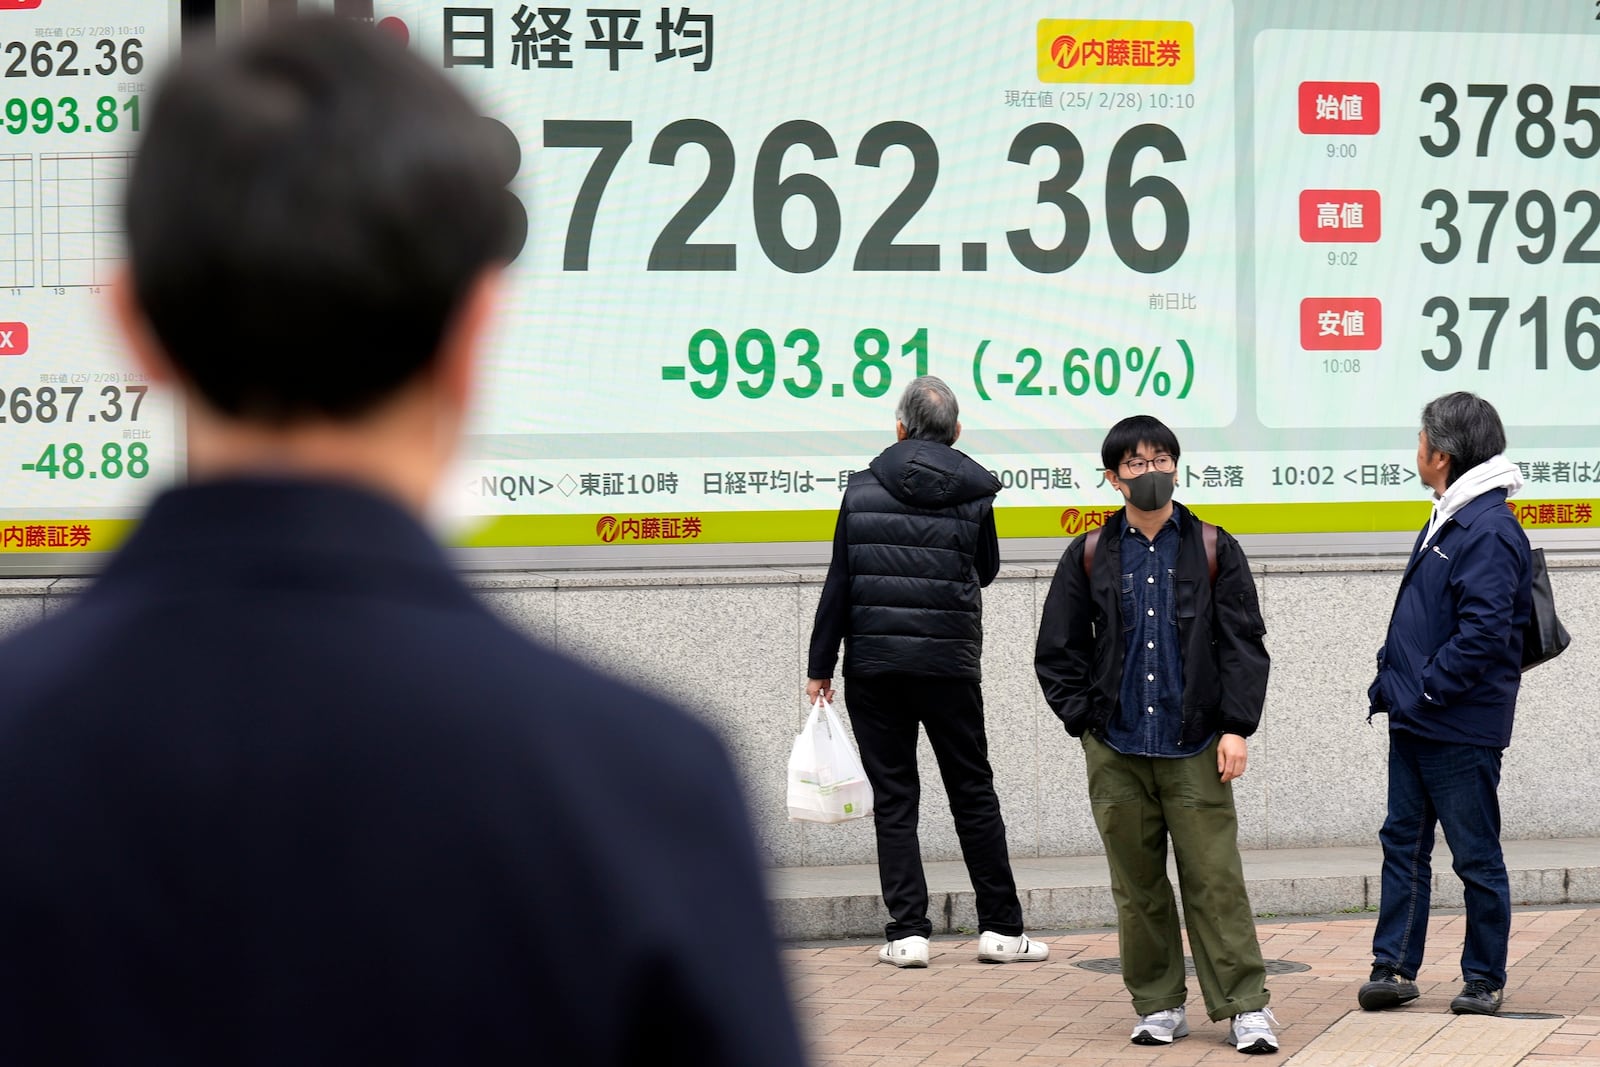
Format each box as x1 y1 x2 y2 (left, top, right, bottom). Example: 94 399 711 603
976 931 1049 963
1131 1005 1189 1045
1231 1007 1280 1054
877 935 929 968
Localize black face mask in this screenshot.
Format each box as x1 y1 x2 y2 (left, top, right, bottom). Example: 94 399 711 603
1124 470 1176 512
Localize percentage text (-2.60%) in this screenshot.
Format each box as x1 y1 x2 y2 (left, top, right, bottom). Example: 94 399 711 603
971 340 1194 400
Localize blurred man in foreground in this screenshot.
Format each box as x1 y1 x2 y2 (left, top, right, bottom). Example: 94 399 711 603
0 19 805 1065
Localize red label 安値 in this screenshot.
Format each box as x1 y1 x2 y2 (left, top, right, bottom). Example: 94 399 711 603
1299 190 1381 242
1300 298 1381 351
1299 81 1380 135
0 322 26 355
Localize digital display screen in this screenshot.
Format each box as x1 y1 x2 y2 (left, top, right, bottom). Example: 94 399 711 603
0 0 181 562
409 0 1600 552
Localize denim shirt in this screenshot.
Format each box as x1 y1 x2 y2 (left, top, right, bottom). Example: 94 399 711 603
1104 516 1202 758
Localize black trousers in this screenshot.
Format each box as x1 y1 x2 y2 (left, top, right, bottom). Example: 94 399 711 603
843 675 1024 941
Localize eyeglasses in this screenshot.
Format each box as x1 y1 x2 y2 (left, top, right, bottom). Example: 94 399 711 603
1119 454 1176 477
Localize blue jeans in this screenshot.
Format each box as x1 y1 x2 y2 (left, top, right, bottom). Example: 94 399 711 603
1373 731 1510 988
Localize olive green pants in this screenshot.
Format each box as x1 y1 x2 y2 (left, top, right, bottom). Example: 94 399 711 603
1082 733 1270 1022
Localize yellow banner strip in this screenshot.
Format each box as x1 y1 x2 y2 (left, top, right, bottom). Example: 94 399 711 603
0 520 136 553
999 501 1438 538
452 499 1596 548
454 510 839 548
8 499 1592 553
451 502 1600 550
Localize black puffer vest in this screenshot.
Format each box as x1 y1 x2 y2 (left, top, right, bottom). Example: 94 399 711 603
842 439 1000 679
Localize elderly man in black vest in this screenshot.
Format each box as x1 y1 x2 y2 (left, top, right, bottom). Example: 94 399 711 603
807 375 1046 969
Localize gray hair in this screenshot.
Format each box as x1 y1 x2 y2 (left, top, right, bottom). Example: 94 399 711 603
1421 391 1506 486
896 375 959 444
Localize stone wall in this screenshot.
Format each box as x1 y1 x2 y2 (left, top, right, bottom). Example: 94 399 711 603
4 556 1594 868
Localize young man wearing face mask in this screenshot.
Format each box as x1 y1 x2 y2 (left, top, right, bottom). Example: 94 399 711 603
1035 415 1278 1054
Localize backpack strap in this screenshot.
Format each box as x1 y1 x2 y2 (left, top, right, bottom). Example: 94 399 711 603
1083 519 1217 586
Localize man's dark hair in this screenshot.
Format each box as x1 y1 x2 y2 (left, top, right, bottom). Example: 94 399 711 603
895 375 960 444
126 17 509 422
1100 414 1181 472
1421 392 1506 485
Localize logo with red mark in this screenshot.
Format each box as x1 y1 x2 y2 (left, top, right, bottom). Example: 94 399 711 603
0 1 44 9
0 321 27 355
593 515 704 543
1050 35 1080 69
1059 508 1118 535
1038 19 1193 84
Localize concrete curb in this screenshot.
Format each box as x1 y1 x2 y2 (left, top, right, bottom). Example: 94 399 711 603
768 837 1600 940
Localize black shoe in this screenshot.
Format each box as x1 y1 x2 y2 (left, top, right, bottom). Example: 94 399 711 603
1357 965 1420 1011
1450 979 1503 1015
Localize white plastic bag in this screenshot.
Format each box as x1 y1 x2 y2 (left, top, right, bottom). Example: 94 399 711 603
786 697 873 823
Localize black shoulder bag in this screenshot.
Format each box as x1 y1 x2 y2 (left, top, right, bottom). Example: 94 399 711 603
1521 547 1571 671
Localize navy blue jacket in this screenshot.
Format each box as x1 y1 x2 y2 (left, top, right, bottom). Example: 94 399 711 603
0 479 804 1067
1369 488 1532 748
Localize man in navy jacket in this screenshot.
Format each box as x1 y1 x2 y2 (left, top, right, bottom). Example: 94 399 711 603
0 19 805 1066
1359 392 1532 1018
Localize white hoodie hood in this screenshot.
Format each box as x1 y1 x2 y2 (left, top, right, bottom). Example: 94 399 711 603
1421 454 1523 550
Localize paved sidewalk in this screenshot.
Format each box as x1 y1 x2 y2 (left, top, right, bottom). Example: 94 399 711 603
784 906 1600 1065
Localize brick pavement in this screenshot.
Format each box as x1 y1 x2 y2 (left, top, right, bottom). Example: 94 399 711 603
784 906 1600 1066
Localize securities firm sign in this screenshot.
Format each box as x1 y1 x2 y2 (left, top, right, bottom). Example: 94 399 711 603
1037 19 1193 84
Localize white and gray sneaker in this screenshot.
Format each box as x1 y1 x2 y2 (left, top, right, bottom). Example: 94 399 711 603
1131 1005 1189 1045
877 935 929 968
976 931 1049 963
1231 1007 1280 1054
